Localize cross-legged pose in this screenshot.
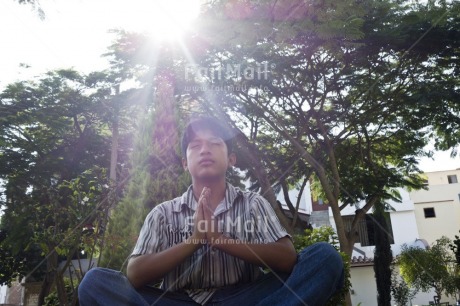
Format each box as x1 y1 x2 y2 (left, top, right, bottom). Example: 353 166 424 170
79 117 344 305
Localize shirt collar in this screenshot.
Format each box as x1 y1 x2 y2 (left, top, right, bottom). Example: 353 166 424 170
173 183 243 213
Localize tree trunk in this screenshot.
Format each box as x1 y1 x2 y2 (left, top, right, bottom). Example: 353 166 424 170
55 271 68 306
373 206 392 306
98 84 120 266
109 84 120 183
37 248 58 306
234 133 293 233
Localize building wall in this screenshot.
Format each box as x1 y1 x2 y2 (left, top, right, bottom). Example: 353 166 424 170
425 169 460 186
389 210 421 255
410 170 460 244
328 188 420 258
349 266 377 305
23 282 41 306
349 265 456 306
4 280 21 306
317 170 460 305
0 285 7 304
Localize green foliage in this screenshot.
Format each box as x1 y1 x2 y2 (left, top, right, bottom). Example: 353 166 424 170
100 76 190 270
294 226 351 306
398 236 458 302
449 231 460 293
0 69 134 303
32 167 108 254
0 228 27 285
43 278 76 306
293 226 339 251
390 266 417 306
450 230 460 266
186 0 460 257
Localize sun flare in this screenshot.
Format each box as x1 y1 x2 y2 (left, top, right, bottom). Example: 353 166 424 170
113 0 202 40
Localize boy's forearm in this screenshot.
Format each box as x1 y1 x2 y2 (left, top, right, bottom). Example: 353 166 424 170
127 236 203 288
211 236 297 273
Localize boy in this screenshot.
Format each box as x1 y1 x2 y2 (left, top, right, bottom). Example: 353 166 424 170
79 117 343 305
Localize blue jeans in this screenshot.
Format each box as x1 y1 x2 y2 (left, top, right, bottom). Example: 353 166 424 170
78 242 344 306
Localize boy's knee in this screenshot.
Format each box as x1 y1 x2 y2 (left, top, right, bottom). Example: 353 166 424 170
80 268 98 290
299 242 343 270
83 267 104 280
299 242 337 256
80 268 112 291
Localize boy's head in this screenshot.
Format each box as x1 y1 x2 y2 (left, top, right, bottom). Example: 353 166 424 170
181 117 234 157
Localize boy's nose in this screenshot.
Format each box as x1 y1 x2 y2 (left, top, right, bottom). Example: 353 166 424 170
199 141 212 153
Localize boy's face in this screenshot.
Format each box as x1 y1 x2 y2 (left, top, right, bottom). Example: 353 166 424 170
182 129 236 182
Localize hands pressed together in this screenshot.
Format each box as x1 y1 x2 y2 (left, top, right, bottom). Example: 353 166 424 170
192 187 223 246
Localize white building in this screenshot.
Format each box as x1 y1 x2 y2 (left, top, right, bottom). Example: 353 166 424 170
285 170 460 305
0 285 7 304
331 169 459 305
410 169 460 245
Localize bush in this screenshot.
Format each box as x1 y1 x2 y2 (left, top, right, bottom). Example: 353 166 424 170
44 278 76 306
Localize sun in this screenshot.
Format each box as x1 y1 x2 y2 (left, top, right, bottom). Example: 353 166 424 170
113 0 202 40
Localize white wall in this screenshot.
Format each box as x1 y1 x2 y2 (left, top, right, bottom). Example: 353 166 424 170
389 210 420 255
350 266 456 306
328 188 420 258
425 169 460 186
411 175 460 244
350 266 377 305
337 188 416 215
282 174 460 305
0 285 6 303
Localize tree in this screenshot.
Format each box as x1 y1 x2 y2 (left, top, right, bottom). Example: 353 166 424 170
0 69 122 304
184 0 460 256
390 267 417 306
450 231 460 297
451 231 460 266
31 168 108 306
100 70 190 270
373 203 393 306
398 236 458 303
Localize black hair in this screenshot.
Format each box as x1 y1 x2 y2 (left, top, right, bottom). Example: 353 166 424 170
181 117 234 157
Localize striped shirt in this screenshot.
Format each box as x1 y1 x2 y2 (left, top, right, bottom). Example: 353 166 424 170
131 183 289 305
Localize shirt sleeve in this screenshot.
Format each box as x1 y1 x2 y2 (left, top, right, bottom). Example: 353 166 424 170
130 206 165 257
249 195 290 244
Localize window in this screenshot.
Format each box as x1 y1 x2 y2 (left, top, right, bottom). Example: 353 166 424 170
343 213 395 247
448 175 458 184
424 207 436 218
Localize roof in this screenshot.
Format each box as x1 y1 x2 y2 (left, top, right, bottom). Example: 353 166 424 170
350 256 374 267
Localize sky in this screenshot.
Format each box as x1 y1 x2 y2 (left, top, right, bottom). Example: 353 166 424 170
1 0 459 173
1 1 114 85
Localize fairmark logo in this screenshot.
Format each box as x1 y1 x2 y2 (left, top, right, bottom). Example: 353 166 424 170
184 84 269 92
185 62 273 82
185 215 273 233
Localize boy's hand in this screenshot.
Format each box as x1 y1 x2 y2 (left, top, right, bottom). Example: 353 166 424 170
192 187 210 243
200 188 221 244
192 187 222 245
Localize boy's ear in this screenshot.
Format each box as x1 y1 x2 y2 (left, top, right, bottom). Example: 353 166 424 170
228 153 236 167
182 158 188 171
